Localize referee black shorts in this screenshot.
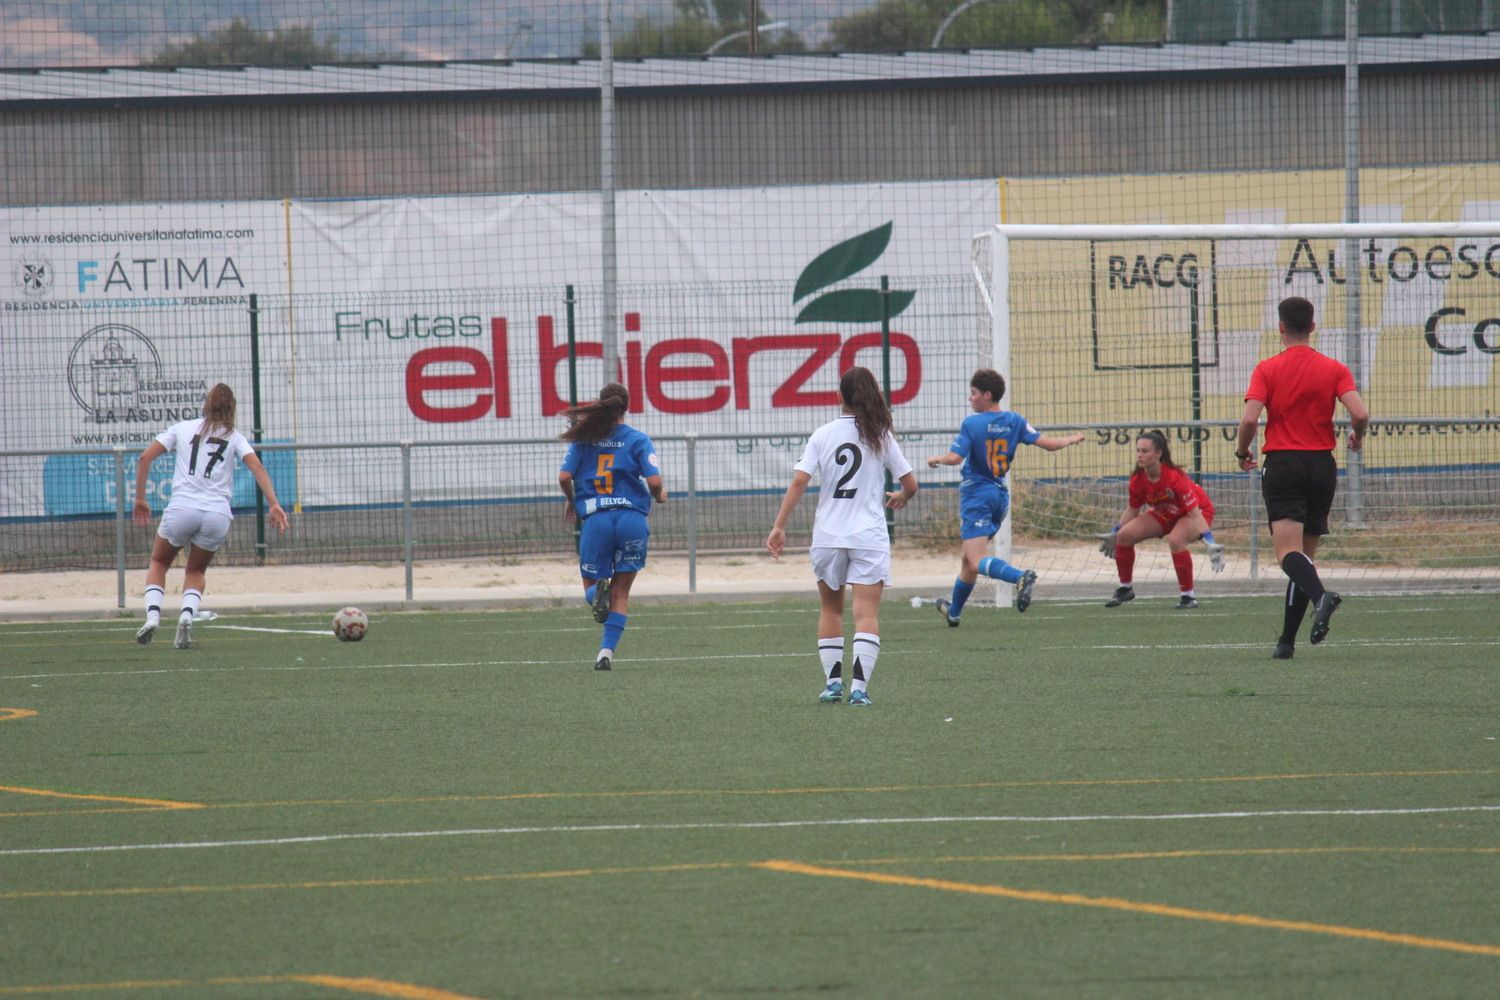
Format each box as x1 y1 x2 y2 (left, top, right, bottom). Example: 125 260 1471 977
1261 450 1337 535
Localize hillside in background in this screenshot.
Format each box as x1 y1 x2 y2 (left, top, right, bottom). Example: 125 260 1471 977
0 1 847 67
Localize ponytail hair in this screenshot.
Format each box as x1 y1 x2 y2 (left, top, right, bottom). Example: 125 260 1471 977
561 382 630 444
839 366 892 455
1136 430 1176 470
201 383 237 438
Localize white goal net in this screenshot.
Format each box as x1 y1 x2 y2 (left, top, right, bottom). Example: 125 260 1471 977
972 222 1500 598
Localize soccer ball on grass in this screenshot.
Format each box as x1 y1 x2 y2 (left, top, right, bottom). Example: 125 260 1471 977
332 607 369 642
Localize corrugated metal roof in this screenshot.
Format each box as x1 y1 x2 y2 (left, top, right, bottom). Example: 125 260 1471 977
3 34 1497 104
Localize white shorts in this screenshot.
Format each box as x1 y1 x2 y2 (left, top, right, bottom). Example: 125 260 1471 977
809 546 891 589
158 506 232 551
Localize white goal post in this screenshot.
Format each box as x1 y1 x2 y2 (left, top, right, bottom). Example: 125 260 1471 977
970 221 1500 601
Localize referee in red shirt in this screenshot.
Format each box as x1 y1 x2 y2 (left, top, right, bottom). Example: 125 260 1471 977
1235 296 1369 658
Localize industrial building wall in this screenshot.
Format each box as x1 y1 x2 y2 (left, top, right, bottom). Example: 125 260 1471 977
4 66 1499 206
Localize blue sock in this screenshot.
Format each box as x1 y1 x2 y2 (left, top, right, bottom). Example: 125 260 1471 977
601 611 628 653
978 556 1023 584
948 578 976 618
584 583 597 607
1202 530 1217 545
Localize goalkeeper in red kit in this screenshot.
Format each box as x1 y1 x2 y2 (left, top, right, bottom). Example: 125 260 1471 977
1097 430 1224 609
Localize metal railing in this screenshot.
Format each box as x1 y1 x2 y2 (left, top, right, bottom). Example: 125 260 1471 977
5 417 1497 605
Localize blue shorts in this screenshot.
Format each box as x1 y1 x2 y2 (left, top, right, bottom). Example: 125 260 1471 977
958 484 1010 540
578 508 650 579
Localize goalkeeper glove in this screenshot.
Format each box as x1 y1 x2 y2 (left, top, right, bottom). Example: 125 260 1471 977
1096 526 1119 559
1205 541 1226 573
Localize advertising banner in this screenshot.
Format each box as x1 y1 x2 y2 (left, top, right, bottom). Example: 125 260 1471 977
1002 166 1500 407
1 202 289 517
283 182 995 506
1002 166 1500 468
3 183 996 514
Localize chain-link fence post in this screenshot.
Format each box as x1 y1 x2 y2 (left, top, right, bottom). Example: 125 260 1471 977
115 446 128 609
686 433 698 594
401 442 413 601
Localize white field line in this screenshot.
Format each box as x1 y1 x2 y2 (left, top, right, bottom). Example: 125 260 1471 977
9 620 817 638
210 625 331 636
5 804 1500 858
1092 638 1500 651
3 635 1497 683
0 651 824 681
0 600 1478 638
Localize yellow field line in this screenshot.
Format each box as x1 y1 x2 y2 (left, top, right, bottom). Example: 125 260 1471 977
756 859 1500 959
7 849 1497 903
4 768 1490 820
0 861 738 901
0 806 196 819
0 708 38 723
290 976 482 999
195 768 1499 811
0 786 202 810
0 975 481 998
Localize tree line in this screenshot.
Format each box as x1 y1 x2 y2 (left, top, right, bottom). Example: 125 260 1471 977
141 2 1166 66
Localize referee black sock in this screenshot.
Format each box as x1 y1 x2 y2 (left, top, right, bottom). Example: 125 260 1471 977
1280 579 1311 645
1279 551 1325 605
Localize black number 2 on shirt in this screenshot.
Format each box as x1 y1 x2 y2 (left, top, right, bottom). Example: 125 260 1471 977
833 442 862 499
188 435 229 478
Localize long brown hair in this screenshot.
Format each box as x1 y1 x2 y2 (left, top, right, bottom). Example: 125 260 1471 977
201 383 236 437
839 367 892 455
561 382 629 444
1136 430 1177 471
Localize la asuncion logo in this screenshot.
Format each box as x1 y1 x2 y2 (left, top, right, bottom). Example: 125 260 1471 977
793 222 915 324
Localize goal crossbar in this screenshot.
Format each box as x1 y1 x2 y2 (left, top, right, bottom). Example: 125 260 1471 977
992 222 1500 241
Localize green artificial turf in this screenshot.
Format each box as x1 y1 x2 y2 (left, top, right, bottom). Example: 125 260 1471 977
2 593 1497 999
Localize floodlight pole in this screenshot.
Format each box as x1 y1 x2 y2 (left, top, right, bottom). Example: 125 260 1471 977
1343 0 1365 525
933 0 996 48
705 21 790 55
600 0 619 385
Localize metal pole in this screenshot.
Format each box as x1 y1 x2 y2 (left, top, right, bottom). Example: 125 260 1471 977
1343 0 1365 526
880 276 893 402
747 0 758 53
249 293 267 565
1248 469 1259 581
401 442 413 601
566 285 579 407
686 434 698 594
599 0 619 385
567 283 582 557
881 275 895 542
115 447 127 609
1189 284 1202 482
932 0 990 47
993 234 1014 607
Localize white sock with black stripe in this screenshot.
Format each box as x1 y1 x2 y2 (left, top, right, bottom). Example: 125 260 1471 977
179 588 202 623
143 585 164 626
850 632 880 694
818 638 843 683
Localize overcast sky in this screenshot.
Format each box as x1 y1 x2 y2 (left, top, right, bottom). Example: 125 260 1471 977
0 1 875 66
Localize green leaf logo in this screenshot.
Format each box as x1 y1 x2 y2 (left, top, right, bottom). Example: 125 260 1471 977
793 222 915 324
795 289 916 325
